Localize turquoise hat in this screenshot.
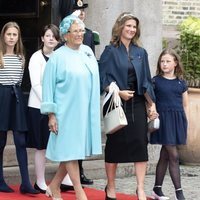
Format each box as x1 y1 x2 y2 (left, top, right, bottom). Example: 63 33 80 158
59 14 85 36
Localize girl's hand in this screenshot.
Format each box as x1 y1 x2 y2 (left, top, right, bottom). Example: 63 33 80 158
48 113 58 134
147 103 159 120
119 90 135 101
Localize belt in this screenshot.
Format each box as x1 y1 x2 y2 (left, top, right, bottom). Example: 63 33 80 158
0 83 20 103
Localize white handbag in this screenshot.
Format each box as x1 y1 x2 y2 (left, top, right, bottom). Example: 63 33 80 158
148 118 160 133
102 82 128 134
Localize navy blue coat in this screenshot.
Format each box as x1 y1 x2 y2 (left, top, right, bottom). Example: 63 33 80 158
84 28 95 54
99 43 155 102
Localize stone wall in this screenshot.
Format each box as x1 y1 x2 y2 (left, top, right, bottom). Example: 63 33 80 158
85 0 162 74
85 0 163 167
163 0 200 26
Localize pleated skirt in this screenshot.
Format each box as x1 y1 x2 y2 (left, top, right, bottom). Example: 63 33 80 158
150 109 187 145
0 84 28 132
26 107 50 149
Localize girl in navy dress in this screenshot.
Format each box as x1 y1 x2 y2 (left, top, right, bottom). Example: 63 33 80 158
0 22 39 194
150 49 188 200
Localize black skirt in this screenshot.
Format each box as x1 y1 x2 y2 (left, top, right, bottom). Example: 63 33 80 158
26 107 50 150
105 95 148 163
0 84 28 132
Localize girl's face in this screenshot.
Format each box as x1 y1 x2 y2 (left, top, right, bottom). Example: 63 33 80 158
4 27 19 48
41 29 59 49
121 19 137 42
160 54 177 76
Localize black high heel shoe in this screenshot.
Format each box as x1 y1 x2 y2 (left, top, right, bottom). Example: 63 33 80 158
104 186 117 200
60 184 74 192
175 188 185 200
34 182 46 194
20 184 40 194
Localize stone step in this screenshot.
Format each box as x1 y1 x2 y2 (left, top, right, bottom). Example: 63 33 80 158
6 131 14 145
3 129 160 185
4 144 105 167
3 145 160 185
4 159 157 185
3 160 109 185
4 130 106 167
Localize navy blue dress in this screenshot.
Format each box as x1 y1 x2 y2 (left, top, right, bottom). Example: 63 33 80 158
99 43 154 163
150 75 188 145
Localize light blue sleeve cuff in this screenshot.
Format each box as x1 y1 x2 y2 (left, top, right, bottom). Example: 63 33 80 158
40 102 57 115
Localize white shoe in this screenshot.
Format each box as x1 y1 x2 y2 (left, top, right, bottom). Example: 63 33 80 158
152 191 170 200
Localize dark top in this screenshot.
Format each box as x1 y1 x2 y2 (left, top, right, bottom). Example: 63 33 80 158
99 43 155 102
127 61 137 91
153 75 187 111
84 28 95 54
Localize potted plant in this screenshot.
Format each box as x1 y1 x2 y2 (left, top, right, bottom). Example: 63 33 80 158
177 16 200 165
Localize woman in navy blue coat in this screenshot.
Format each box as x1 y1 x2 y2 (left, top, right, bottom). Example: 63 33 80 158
99 12 157 200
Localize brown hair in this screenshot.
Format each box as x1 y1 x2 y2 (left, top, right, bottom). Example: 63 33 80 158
40 24 60 49
0 21 25 68
110 12 141 47
156 48 184 79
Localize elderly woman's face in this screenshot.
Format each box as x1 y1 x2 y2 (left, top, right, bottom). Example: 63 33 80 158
64 22 85 49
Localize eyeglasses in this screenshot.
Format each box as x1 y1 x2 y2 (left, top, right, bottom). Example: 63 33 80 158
68 29 85 35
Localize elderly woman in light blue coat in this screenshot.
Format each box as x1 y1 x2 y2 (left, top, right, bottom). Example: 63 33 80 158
41 14 102 200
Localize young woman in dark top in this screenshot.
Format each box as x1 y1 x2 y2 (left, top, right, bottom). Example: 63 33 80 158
27 24 60 193
99 12 158 200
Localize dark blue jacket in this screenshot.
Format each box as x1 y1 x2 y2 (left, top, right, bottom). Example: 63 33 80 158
84 28 95 54
99 43 155 102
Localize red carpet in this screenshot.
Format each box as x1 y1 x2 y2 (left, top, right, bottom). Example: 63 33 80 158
0 186 153 200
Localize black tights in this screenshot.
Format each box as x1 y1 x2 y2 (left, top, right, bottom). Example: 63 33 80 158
155 145 182 190
0 131 32 187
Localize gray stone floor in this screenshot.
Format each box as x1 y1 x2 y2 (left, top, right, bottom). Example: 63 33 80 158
88 165 200 200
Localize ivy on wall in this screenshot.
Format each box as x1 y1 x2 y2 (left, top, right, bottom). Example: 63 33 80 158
179 16 200 88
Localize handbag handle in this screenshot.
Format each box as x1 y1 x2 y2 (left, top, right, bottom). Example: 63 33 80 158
105 94 115 116
103 82 122 116
102 82 121 108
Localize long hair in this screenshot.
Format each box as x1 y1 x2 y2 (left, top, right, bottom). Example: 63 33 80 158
0 21 24 68
156 48 184 79
110 12 141 47
40 24 60 50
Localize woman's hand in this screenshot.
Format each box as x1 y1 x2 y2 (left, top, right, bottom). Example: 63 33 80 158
119 90 135 101
48 113 58 134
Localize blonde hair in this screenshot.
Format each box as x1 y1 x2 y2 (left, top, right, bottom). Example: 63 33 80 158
0 21 25 68
110 12 141 47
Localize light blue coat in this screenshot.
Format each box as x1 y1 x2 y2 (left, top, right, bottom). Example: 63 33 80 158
41 45 102 162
